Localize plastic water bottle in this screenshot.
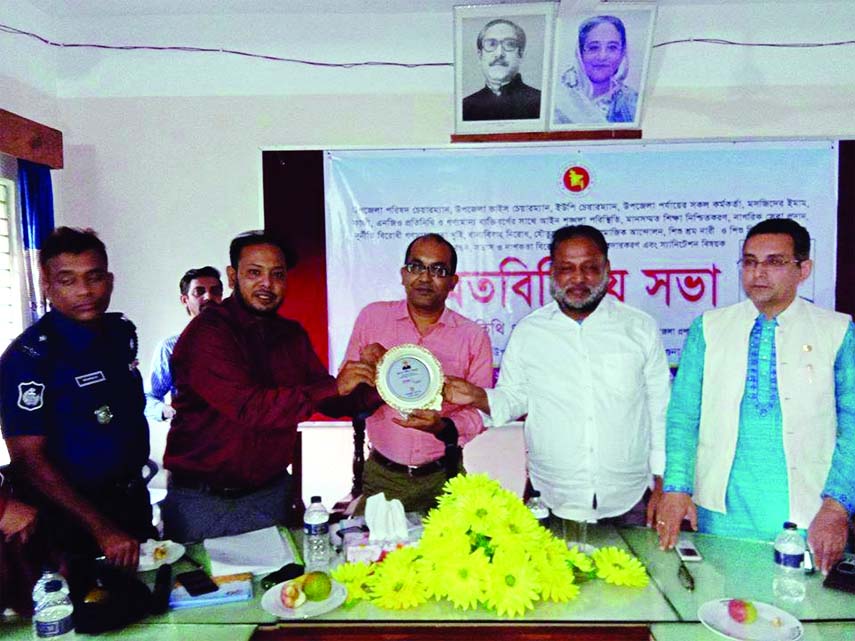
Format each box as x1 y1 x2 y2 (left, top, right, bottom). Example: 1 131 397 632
32 566 69 611
303 495 331 572
773 521 806 601
526 490 550 528
32 580 75 639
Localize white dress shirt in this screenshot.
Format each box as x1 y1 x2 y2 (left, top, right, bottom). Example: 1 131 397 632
485 297 670 521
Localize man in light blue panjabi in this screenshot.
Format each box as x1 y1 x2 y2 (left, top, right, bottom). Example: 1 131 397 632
657 218 855 575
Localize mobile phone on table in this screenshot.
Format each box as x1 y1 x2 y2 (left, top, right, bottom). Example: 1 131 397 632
675 538 703 562
823 554 855 594
261 563 305 591
175 569 218 596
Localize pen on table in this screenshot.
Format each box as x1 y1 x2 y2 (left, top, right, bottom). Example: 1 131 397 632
677 559 695 591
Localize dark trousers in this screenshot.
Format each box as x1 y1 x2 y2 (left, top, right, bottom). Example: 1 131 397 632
18 478 155 561
161 472 292 543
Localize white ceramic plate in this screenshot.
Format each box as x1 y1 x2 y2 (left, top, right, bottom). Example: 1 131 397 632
698 599 803 641
261 580 347 619
138 539 186 572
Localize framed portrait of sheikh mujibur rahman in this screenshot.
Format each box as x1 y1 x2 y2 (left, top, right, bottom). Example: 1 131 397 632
549 2 657 131
454 2 556 135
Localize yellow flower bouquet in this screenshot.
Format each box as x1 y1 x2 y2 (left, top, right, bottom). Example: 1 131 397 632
332 474 648 617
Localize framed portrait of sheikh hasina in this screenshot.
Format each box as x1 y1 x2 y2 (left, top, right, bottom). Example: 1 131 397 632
454 2 556 135
549 2 657 131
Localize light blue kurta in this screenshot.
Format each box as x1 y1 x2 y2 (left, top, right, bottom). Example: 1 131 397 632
664 314 855 541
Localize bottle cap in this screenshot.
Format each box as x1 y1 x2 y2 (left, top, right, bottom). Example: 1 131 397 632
530 490 541 498
783 521 798 530
310 495 322 503
44 580 63 593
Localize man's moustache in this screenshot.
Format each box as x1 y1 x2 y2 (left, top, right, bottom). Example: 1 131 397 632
490 59 509 66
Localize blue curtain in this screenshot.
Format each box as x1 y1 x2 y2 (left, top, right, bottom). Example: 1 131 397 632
17 159 55 325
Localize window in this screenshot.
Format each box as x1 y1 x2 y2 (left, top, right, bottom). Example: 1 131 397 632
0 178 22 465
0 179 22 350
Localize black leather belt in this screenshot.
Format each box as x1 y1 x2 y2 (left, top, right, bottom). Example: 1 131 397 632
169 472 286 499
369 449 453 478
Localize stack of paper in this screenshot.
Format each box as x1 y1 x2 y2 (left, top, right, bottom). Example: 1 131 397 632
204 526 295 577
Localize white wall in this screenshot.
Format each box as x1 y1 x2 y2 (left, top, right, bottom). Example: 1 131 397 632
0 0 59 125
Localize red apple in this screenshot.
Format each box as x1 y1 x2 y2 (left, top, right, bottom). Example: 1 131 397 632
280 582 307 609
727 598 758 624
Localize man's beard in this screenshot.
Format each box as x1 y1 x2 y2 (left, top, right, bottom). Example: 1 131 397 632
233 278 278 317
550 273 609 315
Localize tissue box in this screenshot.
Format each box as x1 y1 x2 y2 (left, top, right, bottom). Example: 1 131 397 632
340 512 424 563
343 531 413 564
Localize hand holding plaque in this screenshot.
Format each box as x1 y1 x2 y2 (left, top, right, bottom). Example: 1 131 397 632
375 344 444 417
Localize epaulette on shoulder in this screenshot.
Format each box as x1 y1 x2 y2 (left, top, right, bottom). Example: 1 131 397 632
107 312 139 363
104 311 136 329
10 324 49 360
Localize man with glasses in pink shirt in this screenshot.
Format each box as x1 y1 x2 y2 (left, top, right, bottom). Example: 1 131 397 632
343 234 493 513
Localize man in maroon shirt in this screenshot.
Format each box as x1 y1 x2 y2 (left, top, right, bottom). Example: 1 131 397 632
161 231 374 542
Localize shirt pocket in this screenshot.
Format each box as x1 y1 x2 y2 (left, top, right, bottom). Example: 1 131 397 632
598 352 644 400
427 342 469 378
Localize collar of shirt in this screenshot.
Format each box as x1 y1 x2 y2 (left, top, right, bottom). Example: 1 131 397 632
544 295 614 327
393 299 460 332
47 310 100 352
773 296 804 327
743 295 804 329
222 294 284 330
486 73 525 96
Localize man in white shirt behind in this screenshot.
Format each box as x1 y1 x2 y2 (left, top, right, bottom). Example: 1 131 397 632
445 225 671 526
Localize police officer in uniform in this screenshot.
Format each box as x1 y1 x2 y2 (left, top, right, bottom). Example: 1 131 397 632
0 227 154 569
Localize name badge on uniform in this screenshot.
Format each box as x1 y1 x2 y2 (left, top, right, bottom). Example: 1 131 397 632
94 405 114 425
17 381 45 411
75 371 106 387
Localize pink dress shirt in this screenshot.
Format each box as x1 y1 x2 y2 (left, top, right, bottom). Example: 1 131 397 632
343 300 493 466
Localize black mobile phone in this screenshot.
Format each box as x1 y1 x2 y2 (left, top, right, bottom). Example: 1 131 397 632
175 569 219 597
823 555 855 594
261 563 305 591
675 539 703 562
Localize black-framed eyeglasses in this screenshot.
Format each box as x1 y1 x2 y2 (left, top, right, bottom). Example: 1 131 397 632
737 256 803 271
404 262 452 278
482 38 520 53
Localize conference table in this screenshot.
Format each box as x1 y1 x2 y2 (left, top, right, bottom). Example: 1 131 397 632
3 526 852 640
